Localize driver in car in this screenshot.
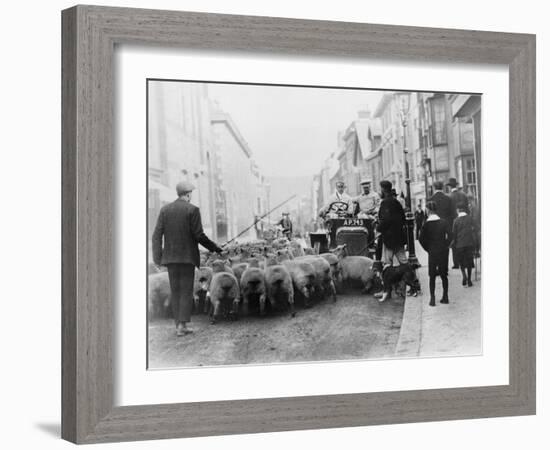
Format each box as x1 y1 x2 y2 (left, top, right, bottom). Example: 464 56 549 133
319 180 354 219
353 179 381 217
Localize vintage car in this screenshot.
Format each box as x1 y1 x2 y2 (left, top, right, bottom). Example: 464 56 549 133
310 201 377 257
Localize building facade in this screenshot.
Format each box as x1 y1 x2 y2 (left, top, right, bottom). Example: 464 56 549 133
147 82 217 241
211 110 269 242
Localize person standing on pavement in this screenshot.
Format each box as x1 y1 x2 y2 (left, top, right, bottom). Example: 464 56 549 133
152 181 224 337
429 180 456 264
451 203 478 287
447 178 470 268
377 180 408 265
419 201 452 306
414 201 426 240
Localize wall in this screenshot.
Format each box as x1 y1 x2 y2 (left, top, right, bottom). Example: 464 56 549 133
0 1 546 450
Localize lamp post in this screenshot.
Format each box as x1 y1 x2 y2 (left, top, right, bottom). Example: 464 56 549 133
394 92 419 267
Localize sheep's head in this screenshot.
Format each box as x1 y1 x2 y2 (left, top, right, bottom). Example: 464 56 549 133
332 244 347 259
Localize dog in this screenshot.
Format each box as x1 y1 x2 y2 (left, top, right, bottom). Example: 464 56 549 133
377 263 420 303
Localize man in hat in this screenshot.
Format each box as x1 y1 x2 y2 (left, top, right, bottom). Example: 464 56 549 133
319 180 353 218
447 177 470 214
277 212 293 240
152 181 224 337
377 180 408 265
447 177 470 268
429 180 456 268
353 179 381 216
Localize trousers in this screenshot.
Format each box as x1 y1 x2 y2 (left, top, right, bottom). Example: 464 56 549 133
382 244 408 265
167 263 195 324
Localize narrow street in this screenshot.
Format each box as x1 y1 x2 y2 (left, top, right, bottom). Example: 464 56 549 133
148 290 405 369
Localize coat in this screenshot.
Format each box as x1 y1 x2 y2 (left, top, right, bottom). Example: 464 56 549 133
429 191 456 230
377 196 407 250
152 198 220 267
452 214 478 249
419 217 451 254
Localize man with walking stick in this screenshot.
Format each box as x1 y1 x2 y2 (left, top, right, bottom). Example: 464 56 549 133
152 181 224 337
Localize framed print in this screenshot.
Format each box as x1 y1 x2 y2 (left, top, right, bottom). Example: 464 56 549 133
61 5 536 444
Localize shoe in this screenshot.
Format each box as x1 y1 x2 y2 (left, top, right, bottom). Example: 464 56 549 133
452 265 459 269
467 280 473 287
462 278 467 286
440 297 449 304
429 297 436 307
176 322 193 336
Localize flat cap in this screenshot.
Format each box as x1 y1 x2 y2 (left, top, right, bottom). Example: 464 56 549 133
176 180 195 196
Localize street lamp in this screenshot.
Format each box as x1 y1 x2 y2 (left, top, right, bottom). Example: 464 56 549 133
394 91 419 267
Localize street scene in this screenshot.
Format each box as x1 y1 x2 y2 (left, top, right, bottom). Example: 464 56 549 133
147 80 482 369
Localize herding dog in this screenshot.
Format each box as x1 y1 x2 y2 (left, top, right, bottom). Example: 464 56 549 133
377 263 421 303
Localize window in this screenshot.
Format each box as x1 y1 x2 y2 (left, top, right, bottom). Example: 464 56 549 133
430 97 447 145
465 157 478 198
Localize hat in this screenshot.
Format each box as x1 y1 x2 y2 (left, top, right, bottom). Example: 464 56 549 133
433 180 444 190
176 181 195 196
446 177 459 188
379 180 392 191
282 212 289 216
360 179 372 186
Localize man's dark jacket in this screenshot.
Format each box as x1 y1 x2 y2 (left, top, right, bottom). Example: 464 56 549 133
377 196 406 250
152 198 220 267
429 191 456 230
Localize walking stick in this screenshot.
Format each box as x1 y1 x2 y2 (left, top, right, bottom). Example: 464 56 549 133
222 195 297 247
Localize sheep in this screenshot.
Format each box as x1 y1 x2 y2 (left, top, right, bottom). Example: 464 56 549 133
239 258 267 316
289 240 305 258
264 255 295 317
208 265 240 324
295 255 337 302
281 259 316 308
230 262 249 286
332 244 378 294
148 271 171 319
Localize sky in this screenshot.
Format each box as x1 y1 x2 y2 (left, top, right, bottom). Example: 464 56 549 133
207 82 384 178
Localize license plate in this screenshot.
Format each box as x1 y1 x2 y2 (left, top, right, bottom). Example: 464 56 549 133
342 219 364 226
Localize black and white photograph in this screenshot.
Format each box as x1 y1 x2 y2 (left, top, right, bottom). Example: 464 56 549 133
147 79 482 369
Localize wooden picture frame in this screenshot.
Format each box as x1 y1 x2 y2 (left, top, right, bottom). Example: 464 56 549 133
61 5 536 444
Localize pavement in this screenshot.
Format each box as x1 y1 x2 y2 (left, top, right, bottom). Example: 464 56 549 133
395 242 482 358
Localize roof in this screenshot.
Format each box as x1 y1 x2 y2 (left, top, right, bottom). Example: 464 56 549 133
211 110 253 158
373 93 394 118
355 120 373 159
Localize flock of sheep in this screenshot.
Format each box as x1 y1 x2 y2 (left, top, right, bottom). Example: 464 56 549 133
148 238 380 324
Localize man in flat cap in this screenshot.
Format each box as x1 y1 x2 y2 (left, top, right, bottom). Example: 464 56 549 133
353 179 381 216
152 181 223 337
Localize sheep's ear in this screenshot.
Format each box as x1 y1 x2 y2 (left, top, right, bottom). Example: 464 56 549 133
228 258 233 265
